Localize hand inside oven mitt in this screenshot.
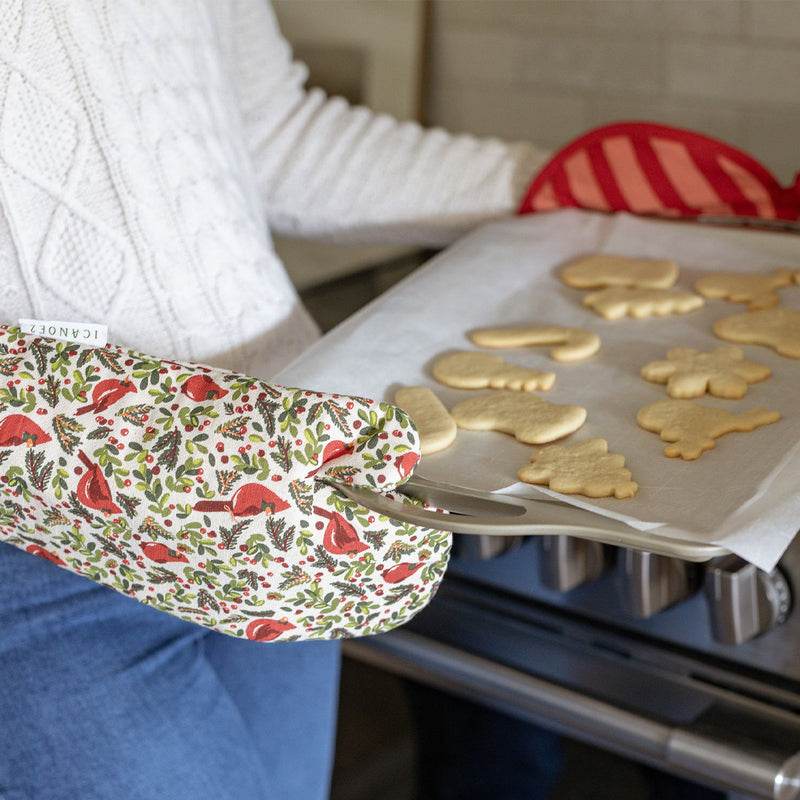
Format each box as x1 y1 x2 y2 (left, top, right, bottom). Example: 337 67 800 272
0 325 450 642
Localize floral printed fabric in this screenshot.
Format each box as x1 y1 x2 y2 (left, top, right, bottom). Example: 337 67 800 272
0 326 450 641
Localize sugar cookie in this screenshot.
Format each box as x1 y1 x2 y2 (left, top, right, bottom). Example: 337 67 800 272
394 386 457 455
518 438 638 499
583 287 704 320
695 269 794 310
451 391 586 444
470 326 600 362
640 346 770 399
713 307 800 359
561 254 679 289
637 399 780 460
432 352 556 391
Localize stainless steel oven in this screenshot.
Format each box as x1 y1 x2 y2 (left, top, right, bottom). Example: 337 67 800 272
278 210 800 800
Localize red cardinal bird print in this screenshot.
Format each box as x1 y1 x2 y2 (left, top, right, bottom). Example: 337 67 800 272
245 617 296 642
76 378 137 416
194 483 290 518
140 542 190 563
0 414 51 447
76 450 122 515
314 506 369 555
382 562 423 584
181 374 229 401
25 544 66 566
394 452 418 479
321 440 355 464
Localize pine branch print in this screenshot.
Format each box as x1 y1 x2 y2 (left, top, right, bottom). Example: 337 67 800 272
279 564 310 590
116 493 141 517
53 414 85 455
310 400 352 437
220 519 251 549
38 375 60 408
215 416 249 441
269 436 292 472
68 490 94 521
237 567 259 590
288 479 313 514
25 448 53 492
43 507 69 526
153 427 182 470
87 426 112 440
324 465 359 483
96 349 125 374
313 545 336 571
29 340 52 375
266 516 294 552
385 541 415 561
140 516 170 540
332 581 366 598
0 449 12 468
119 404 155 426
147 566 179 584
386 584 415 604
0 357 22 377
197 588 220 612
216 469 241 495
363 528 387 549
254 397 279 436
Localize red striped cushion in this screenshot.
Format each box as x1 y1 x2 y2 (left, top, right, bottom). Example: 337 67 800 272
520 121 800 222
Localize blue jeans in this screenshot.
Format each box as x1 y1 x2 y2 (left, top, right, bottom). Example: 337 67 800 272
0 542 339 800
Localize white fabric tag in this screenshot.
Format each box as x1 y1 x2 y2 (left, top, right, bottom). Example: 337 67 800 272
18 318 108 346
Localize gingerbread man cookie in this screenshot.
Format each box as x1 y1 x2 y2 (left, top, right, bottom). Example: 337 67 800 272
637 399 780 460
640 346 771 399
469 326 600 362
432 352 556 391
583 287 704 320
561 254 679 289
714 307 800 359
695 269 794 310
451 391 586 444
518 438 638 499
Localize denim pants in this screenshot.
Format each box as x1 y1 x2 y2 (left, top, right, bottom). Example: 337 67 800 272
0 542 339 800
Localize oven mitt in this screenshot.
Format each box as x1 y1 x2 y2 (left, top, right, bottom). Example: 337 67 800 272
0 325 451 641
520 120 800 222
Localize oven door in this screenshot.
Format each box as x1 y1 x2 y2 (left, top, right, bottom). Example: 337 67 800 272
344 546 800 800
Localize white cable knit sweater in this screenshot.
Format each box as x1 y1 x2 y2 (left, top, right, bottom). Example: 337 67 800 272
0 0 548 379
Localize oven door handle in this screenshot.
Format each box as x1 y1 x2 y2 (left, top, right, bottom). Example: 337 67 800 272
347 630 800 800
326 475 728 562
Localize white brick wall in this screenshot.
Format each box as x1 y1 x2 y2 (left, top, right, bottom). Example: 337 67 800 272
425 0 800 185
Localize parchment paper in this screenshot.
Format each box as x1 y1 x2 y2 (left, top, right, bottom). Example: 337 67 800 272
277 210 800 572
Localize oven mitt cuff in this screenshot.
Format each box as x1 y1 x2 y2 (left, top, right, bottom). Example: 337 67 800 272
0 325 451 641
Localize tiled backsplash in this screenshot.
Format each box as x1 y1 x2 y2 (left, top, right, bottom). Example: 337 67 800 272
425 0 800 185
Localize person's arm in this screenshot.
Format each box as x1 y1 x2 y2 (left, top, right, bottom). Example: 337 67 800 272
225 1 550 247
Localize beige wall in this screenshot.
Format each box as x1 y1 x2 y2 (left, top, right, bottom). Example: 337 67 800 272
424 0 800 185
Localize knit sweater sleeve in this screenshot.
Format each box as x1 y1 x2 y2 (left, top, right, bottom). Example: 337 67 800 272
226 1 550 248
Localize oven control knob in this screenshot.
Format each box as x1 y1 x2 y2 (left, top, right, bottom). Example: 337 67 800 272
539 535 614 592
453 534 524 561
619 549 702 618
704 554 791 645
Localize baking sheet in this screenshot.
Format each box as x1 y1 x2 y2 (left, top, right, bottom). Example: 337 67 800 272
276 210 800 572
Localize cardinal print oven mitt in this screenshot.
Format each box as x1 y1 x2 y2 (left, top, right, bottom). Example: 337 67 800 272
0 325 451 642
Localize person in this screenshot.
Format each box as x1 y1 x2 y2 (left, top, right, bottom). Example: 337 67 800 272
0 2 550 799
